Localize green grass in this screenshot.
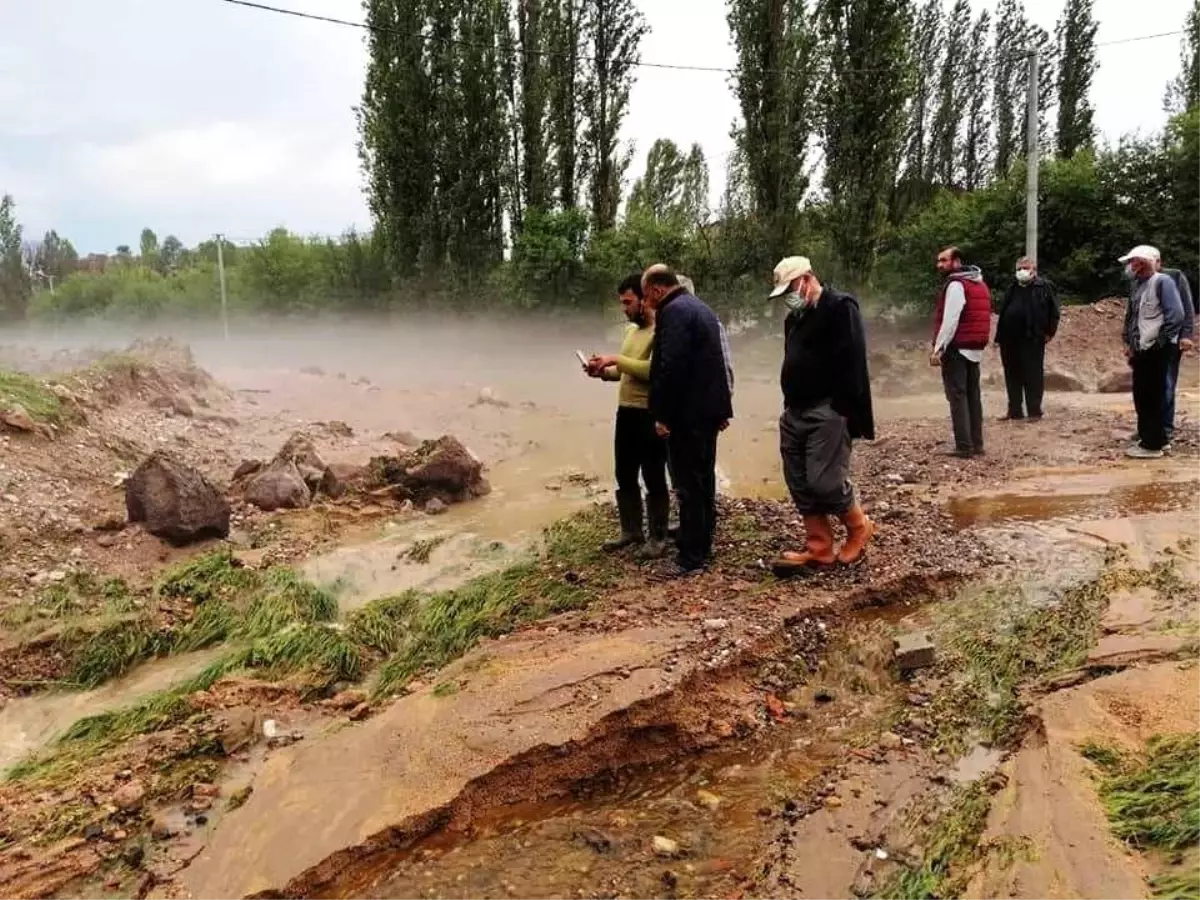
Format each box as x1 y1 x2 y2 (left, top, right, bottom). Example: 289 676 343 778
156 551 257 604
0 369 66 424
876 782 993 899
432 680 460 697
347 592 420 655
235 567 337 637
1084 734 1200 900
927 554 1149 753
404 536 448 564
65 615 161 689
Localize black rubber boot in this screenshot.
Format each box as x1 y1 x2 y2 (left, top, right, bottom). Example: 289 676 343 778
637 493 670 560
602 490 644 551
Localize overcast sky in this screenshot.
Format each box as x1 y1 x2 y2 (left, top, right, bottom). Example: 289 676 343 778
0 0 1190 254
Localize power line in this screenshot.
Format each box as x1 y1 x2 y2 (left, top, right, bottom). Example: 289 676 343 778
217 0 1181 77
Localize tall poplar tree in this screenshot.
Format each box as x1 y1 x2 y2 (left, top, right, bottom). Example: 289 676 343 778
819 0 914 283
727 0 822 261
1054 0 1098 158
580 0 646 231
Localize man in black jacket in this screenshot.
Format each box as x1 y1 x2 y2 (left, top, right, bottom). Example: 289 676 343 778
765 257 875 576
644 264 733 576
996 256 1060 421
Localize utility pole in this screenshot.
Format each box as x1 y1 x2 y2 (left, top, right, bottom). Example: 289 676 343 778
215 233 229 341
1024 49 1039 264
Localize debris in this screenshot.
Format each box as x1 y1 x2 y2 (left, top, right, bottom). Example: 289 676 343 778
1096 369 1133 394
894 632 936 672
124 450 230 545
245 460 312 511
573 827 614 854
652 835 680 857
1 404 37 433
696 789 723 810
425 497 448 515
262 719 278 740
824 795 844 809
348 702 372 721
879 732 904 750
702 618 730 631
112 780 146 812
150 818 176 841
1043 368 1086 392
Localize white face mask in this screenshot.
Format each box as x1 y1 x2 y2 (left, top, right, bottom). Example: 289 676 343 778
1015 269 1033 284
1123 264 1136 280
784 291 809 312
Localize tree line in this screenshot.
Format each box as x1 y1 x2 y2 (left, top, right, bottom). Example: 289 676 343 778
1 0 1197 323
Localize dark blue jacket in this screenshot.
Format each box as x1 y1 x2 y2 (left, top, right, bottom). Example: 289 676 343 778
650 288 734 430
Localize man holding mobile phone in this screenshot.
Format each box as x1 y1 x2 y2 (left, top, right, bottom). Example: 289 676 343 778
583 274 670 558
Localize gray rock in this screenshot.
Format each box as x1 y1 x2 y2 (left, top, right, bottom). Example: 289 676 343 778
894 632 936 672
1097 368 1133 394
245 460 311 511
125 450 230 545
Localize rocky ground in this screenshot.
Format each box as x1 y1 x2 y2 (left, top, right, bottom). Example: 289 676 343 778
0 322 1196 900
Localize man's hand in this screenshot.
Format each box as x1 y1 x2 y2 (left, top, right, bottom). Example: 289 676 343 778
1182 338 1195 353
655 422 670 438
928 350 943 367
718 419 730 432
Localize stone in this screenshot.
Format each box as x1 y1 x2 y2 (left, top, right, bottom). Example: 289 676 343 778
702 618 730 632
824 795 844 809
122 844 146 867
150 818 176 841
329 689 367 710
424 497 448 515
696 789 722 810
879 732 904 750
1097 368 1133 394
894 632 935 672
192 782 220 799
348 702 372 722
231 459 263 482
652 836 680 858
113 780 146 812
1043 368 1086 392
573 827 614 854
244 460 311 512
1 404 36 432
125 450 230 546
215 706 260 755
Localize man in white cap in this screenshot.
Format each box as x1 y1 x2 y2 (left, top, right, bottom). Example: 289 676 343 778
1119 244 1185 458
766 256 875 576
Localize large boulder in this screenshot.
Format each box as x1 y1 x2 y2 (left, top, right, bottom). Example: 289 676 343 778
272 432 340 497
244 460 311 512
126 450 230 545
1097 368 1133 394
1044 368 1086 392
368 436 488 504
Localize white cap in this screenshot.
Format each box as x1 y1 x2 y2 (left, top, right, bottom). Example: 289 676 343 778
770 256 812 298
1118 244 1160 263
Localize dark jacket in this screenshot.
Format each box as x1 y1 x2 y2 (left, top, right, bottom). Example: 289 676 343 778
649 288 734 430
1162 267 1196 340
997 276 1060 344
781 286 875 441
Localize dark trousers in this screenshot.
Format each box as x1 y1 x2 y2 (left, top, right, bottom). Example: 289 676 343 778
999 339 1046 418
941 350 984 452
1165 344 1182 440
666 424 720 570
614 406 668 498
779 403 854 515
1132 345 1170 451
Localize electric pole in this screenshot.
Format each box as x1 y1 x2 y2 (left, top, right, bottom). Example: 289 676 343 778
215 233 229 341
1024 50 1039 264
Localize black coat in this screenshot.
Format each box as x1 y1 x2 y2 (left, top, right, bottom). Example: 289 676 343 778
649 289 734 430
780 287 875 441
997 277 1060 344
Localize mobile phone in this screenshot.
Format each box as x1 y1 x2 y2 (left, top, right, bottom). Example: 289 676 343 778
575 350 589 367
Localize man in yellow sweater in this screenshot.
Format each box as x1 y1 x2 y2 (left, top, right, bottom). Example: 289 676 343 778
585 274 670 558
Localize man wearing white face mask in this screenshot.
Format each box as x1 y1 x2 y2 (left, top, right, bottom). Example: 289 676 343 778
766 256 875 576
996 256 1059 421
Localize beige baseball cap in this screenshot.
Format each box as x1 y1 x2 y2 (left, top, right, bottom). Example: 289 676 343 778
1118 244 1160 263
770 256 812 298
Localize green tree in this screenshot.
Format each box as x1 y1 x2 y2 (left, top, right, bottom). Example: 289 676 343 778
34 230 79 282
360 0 436 275
928 0 972 186
580 0 647 231
727 0 822 262
819 0 914 284
139 227 161 272
545 0 583 208
0 194 31 320
628 139 687 221
903 0 941 182
962 9 993 190
516 0 550 213
1165 1 1200 113
160 235 184 270
992 0 1024 174
1054 0 1097 158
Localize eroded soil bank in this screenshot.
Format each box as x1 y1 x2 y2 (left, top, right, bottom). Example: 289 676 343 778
0 312 1197 900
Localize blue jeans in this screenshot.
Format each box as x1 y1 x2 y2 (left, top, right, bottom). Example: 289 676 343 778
1165 344 1182 440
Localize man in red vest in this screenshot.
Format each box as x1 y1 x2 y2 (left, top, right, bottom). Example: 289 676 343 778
929 246 992 458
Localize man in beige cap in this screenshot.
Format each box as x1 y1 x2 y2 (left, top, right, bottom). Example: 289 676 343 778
767 256 875 575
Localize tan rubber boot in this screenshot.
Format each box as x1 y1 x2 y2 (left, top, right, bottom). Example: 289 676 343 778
771 515 836 576
836 504 875 565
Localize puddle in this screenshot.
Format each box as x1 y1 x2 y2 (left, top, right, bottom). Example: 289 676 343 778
0 649 224 772
949 475 1197 529
950 744 1003 784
